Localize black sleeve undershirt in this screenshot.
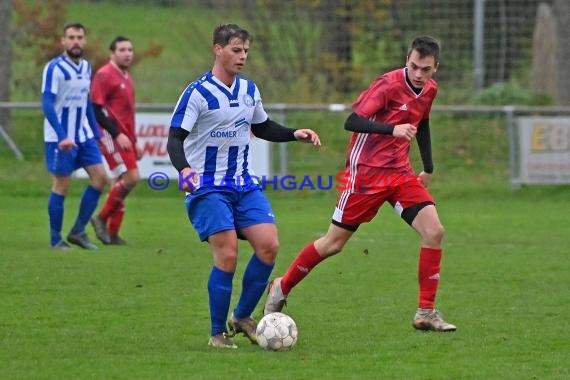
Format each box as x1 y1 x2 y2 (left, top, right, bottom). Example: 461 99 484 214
167 128 191 172
251 118 297 142
416 119 434 173
344 112 395 135
93 103 120 138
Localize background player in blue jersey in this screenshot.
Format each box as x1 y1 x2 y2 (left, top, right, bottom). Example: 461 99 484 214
167 24 321 349
42 23 108 250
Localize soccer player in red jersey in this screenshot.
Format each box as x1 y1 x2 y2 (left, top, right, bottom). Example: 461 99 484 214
265 36 456 332
90 36 140 245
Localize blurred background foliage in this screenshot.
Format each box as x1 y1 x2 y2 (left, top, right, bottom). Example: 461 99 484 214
7 0 567 106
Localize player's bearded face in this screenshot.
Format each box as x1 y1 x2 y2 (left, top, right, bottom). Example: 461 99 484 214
406 50 438 88
62 28 86 60
66 45 84 59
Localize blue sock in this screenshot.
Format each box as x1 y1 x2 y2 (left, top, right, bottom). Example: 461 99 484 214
208 266 234 336
234 254 274 319
48 192 65 246
70 185 101 235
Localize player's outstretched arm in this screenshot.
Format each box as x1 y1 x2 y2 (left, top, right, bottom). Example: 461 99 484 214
251 118 296 142
251 119 321 146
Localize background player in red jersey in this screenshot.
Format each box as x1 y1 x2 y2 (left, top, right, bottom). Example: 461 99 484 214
265 36 456 332
90 36 140 245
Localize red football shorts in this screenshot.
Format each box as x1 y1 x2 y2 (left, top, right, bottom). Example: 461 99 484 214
99 133 138 178
332 178 434 226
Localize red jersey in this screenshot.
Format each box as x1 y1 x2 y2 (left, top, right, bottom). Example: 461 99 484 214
90 62 136 142
345 68 437 193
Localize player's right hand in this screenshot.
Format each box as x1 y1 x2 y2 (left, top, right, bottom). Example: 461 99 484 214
116 133 133 151
178 167 197 192
58 138 77 152
392 123 417 141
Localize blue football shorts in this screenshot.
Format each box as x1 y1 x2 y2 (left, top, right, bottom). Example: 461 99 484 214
45 139 103 176
185 186 276 241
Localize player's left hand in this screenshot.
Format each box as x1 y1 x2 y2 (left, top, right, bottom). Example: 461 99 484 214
294 129 321 146
417 171 432 187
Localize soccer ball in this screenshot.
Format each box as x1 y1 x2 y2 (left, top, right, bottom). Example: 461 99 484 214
256 312 298 351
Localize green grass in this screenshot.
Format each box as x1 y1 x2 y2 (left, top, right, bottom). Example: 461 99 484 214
2 12 567 373
3 2 567 377
0 155 569 379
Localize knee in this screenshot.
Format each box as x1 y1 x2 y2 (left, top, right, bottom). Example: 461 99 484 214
425 223 445 245
123 171 140 190
257 239 280 263
217 250 239 271
92 173 108 190
53 184 69 196
327 241 344 255
52 178 70 196
318 236 345 256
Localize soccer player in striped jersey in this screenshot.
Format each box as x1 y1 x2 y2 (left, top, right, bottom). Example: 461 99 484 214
90 36 139 246
42 23 107 250
167 24 321 349
264 36 457 332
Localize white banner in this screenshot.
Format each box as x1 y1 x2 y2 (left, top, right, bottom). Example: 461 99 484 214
518 117 570 184
76 112 271 179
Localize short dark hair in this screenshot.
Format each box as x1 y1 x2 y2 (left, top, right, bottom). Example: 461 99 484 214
213 24 251 47
408 36 440 63
109 36 131 51
63 22 86 35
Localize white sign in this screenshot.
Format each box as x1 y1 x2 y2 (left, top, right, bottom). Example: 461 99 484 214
76 112 271 179
136 113 177 178
518 117 570 184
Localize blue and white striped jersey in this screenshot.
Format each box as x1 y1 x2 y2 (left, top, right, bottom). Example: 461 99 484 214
170 71 268 189
42 54 95 143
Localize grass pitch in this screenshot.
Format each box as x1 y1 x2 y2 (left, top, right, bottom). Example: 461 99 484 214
3 1 568 378
0 158 568 379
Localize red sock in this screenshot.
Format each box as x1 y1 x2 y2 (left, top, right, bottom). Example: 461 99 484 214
281 242 325 295
99 181 129 220
418 247 442 309
107 200 125 236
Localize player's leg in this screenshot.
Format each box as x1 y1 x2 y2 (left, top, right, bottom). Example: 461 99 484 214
186 189 239 348
93 144 137 244
49 174 72 249
410 204 445 309
93 136 119 236
281 189 385 294
235 224 277 318
229 191 278 342
410 206 455 331
106 152 139 244
45 142 73 249
265 191 383 314
395 182 455 331
68 140 107 250
94 176 127 243
263 223 354 314
207 229 239 348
